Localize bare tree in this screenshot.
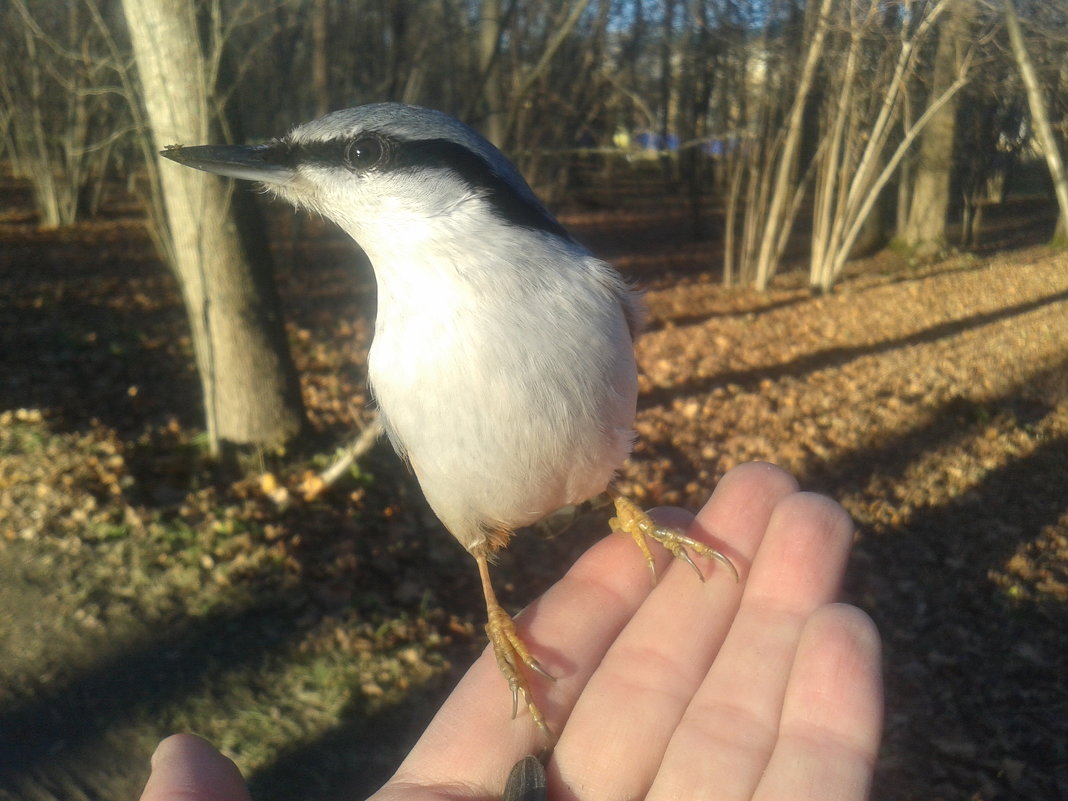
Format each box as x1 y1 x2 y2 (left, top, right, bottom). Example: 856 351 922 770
956 33 1027 249
750 0 833 290
720 0 832 289
310 0 329 117
676 0 722 236
474 0 508 147
899 0 975 258
1002 0 1068 243
123 0 305 465
807 0 971 291
1 0 130 228
501 0 596 149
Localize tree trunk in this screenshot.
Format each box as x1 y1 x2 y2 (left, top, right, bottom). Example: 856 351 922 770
123 0 305 464
806 0 962 291
310 0 329 117
900 0 971 258
477 0 505 147
1003 0 1068 244
753 0 833 291
502 0 594 147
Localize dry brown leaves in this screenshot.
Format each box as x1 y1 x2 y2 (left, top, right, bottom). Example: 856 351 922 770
1 205 1065 799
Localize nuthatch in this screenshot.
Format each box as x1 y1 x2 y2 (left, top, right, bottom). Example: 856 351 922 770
163 103 736 739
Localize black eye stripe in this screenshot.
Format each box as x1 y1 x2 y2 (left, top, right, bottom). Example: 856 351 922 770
268 137 355 168
269 134 571 240
391 138 571 240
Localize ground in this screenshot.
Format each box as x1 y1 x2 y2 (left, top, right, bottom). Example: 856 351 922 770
0 183 1065 801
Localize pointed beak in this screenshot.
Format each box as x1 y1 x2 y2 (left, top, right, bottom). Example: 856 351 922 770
160 143 294 185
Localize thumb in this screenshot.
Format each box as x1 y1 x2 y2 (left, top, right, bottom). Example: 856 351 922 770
139 734 251 801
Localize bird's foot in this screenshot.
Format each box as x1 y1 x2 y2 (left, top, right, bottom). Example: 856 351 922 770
485 600 556 741
610 494 739 585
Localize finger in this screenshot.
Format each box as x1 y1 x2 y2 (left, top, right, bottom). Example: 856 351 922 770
648 491 855 801
550 463 800 801
753 604 883 801
378 530 661 799
139 734 251 801
682 460 802 582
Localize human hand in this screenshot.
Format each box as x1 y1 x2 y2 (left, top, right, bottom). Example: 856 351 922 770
140 462 882 801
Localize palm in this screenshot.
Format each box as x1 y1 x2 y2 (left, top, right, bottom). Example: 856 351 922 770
141 463 882 801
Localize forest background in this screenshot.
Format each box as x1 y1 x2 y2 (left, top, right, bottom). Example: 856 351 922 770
1 1 1065 799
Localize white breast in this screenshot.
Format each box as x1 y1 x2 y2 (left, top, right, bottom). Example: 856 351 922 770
363 223 638 551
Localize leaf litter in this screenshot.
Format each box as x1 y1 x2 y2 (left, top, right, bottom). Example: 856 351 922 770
0 206 1065 800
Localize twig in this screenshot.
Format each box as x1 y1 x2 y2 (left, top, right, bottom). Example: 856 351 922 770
318 413 385 488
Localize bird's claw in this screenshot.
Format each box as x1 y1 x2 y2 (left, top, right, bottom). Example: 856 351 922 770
485 602 556 740
611 494 740 584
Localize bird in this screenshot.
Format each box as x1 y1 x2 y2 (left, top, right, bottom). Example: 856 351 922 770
162 103 737 739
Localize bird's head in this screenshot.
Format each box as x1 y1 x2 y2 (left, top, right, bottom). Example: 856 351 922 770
161 103 571 254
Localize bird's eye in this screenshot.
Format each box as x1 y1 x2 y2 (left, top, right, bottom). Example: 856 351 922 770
344 136 385 171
